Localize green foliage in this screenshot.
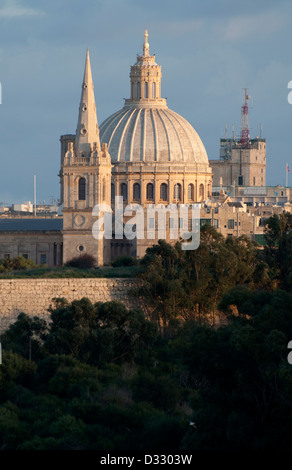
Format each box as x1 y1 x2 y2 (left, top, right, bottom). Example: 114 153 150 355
1 220 292 450
0 351 37 395
65 253 97 269
264 213 292 290
171 311 292 450
44 298 158 366
0 402 29 450
1 313 47 362
1 287 292 450
132 371 181 412
0 256 37 273
137 227 260 329
112 254 137 267
0 264 142 279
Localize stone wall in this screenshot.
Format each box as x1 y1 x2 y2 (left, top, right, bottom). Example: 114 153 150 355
0 278 140 333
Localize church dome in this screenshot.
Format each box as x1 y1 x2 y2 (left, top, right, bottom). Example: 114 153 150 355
99 105 209 165
99 30 209 167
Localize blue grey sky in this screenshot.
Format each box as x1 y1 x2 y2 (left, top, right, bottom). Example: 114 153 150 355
0 0 292 204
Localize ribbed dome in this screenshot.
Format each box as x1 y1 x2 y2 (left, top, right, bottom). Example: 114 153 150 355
99 105 209 165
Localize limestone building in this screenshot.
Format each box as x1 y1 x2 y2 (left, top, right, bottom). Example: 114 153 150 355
210 137 266 188
60 30 213 263
210 90 266 188
0 32 278 267
0 219 63 266
59 49 112 265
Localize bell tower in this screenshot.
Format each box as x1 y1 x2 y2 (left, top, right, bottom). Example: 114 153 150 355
59 50 112 266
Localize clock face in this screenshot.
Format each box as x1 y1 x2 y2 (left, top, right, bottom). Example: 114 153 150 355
73 214 86 227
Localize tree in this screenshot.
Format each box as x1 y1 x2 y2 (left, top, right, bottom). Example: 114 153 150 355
44 298 158 366
0 351 37 395
137 226 261 327
264 213 292 290
138 240 187 330
1 313 47 362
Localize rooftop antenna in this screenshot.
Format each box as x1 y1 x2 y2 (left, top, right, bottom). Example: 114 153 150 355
259 123 262 139
240 88 251 146
232 124 235 140
225 123 227 139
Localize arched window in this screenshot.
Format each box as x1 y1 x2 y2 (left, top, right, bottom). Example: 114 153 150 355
137 82 141 99
111 183 115 201
199 183 204 201
188 183 194 201
133 182 140 201
160 183 168 201
78 177 86 200
131 82 134 99
146 182 154 200
102 178 106 201
121 183 128 201
144 82 148 98
152 82 156 98
174 183 182 201
207 183 212 198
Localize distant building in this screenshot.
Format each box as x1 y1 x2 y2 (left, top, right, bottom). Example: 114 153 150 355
0 35 289 266
0 218 63 265
200 199 264 244
13 201 33 213
210 89 266 188
210 137 266 187
212 185 292 206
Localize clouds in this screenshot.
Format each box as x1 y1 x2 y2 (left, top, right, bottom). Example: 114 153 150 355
0 0 291 202
217 11 288 42
0 0 45 18
150 18 204 37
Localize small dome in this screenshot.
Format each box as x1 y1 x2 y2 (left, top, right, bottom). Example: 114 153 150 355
99 105 209 165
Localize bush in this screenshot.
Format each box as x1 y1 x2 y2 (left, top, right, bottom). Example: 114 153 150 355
65 254 97 269
112 255 136 267
0 256 37 273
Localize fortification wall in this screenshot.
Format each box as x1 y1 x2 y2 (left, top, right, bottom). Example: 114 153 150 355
0 278 139 333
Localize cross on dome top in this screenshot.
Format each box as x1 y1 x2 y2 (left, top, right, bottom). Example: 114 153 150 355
143 29 150 57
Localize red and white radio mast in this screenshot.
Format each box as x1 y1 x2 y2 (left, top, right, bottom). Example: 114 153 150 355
240 88 251 146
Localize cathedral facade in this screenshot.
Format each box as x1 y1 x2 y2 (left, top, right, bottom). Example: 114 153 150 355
60 31 212 265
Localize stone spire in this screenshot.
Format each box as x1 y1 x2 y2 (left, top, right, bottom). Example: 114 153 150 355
75 49 100 155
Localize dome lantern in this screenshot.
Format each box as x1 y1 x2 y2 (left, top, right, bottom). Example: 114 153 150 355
125 30 167 108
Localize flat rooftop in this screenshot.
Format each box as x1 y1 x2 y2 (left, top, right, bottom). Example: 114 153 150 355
0 218 63 232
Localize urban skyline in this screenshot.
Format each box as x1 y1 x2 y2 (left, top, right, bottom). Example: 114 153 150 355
0 0 292 204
